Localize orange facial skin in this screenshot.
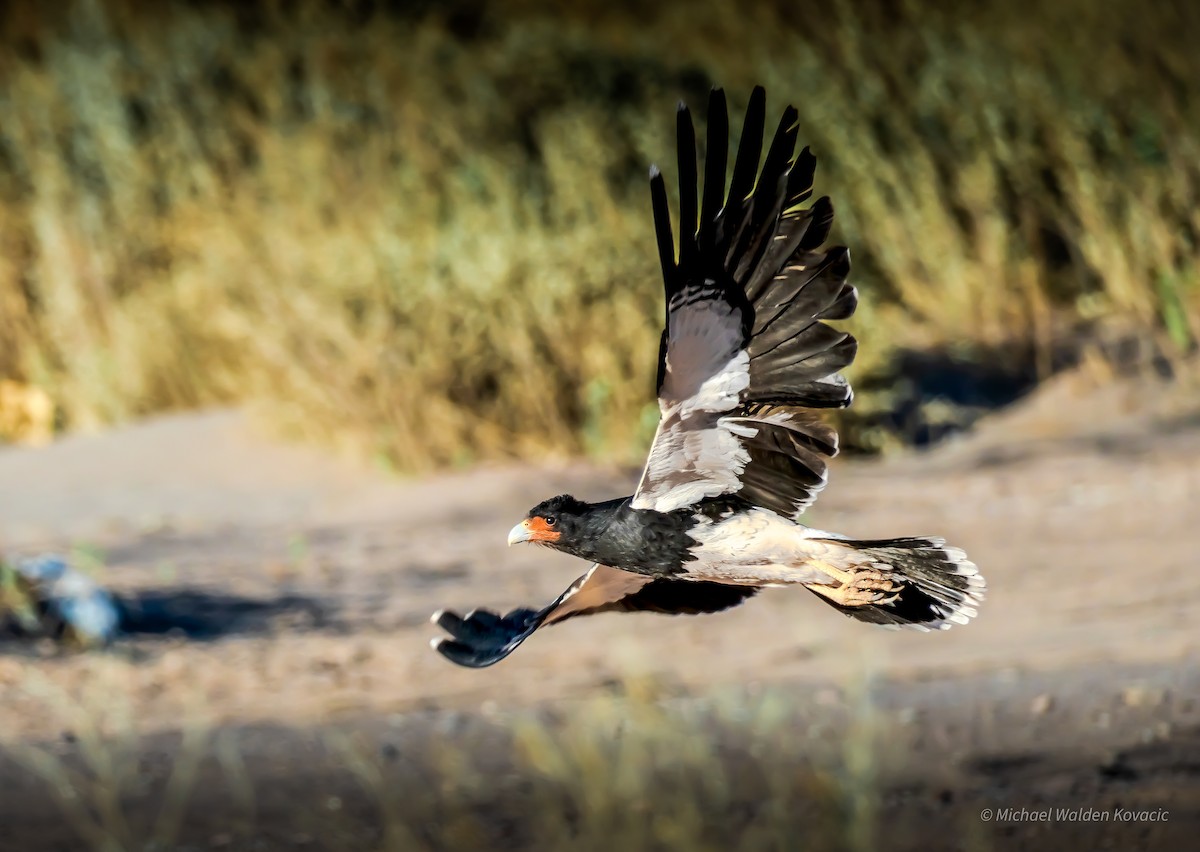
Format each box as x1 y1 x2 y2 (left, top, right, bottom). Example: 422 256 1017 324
522 516 561 543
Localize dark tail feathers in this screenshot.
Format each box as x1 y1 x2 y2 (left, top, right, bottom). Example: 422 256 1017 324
814 536 985 631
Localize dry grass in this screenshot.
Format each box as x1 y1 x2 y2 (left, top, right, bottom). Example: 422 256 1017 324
0 558 38 633
7 667 211 851
0 0 1196 462
5 663 884 851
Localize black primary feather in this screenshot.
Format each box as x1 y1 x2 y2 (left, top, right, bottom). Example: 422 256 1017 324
698 88 728 248
676 102 700 272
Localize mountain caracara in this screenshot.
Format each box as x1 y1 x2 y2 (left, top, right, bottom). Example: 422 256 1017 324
431 87 985 667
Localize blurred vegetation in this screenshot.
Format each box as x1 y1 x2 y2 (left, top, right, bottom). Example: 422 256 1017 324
0 558 39 635
9 667 893 851
0 0 1197 464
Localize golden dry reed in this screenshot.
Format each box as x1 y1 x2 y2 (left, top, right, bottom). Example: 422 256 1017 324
0 0 1196 462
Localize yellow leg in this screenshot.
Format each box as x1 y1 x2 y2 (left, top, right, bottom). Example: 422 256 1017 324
806 557 855 586
807 567 902 608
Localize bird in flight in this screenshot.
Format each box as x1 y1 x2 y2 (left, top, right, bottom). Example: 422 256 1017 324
431 87 985 667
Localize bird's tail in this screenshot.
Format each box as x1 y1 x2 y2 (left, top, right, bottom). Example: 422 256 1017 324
804 537 985 631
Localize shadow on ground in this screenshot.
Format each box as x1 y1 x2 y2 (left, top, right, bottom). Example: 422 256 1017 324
116 589 329 639
848 332 1183 449
1 588 329 649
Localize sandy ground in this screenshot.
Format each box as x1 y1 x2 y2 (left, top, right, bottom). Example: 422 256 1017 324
2 368 1199 850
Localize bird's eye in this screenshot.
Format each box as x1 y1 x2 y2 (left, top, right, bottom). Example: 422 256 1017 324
544 516 557 526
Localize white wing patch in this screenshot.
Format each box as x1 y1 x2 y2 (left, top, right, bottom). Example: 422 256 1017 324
632 413 749 512
658 293 749 416
632 289 753 513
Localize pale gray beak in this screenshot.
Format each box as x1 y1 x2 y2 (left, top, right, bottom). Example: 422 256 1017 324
507 520 533 546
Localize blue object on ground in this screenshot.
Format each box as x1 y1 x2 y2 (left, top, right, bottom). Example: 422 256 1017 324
3 555 120 646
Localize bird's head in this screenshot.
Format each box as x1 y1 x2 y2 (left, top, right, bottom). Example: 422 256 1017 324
508 494 592 552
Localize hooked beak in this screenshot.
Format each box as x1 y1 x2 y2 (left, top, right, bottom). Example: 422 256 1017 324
507 516 560 546
508 520 533 547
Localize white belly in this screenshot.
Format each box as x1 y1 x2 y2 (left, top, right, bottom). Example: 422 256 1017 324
682 508 846 585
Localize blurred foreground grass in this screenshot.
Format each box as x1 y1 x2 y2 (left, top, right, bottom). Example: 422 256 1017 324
0 0 1196 463
6 666 889 851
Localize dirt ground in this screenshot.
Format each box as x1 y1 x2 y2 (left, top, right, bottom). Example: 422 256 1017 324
2 368 1199 850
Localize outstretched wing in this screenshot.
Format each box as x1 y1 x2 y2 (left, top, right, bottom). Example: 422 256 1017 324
431 564 758 668
633 87 858 519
